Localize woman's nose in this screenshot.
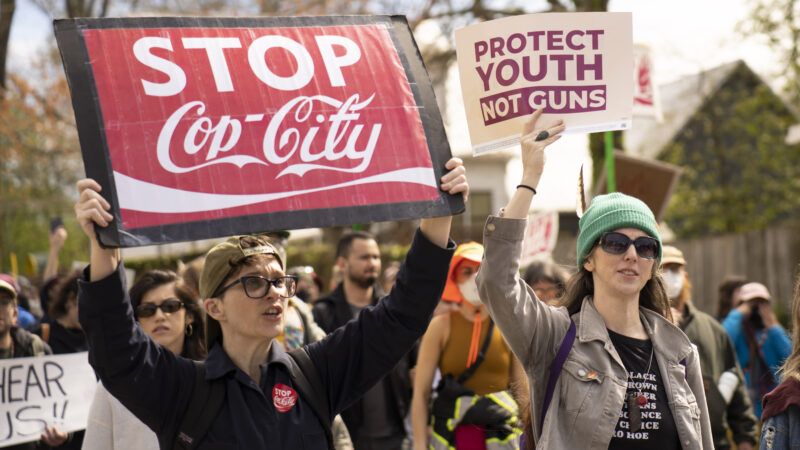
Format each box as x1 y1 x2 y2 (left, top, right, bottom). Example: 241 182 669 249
623 243 638 260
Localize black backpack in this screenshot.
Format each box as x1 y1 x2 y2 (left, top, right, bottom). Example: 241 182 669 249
172 348 334 450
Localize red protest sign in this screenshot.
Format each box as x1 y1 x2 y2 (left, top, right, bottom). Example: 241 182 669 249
56 16 460 247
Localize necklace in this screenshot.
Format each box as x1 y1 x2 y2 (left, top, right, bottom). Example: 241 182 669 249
626 342 654 433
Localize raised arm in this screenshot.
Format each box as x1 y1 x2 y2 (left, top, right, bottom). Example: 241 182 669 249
74 179 119 281
500 109 564 219
306 157 465 417
74 178 193 443
476 111 567 370
43 225 68 282
419 157 468 248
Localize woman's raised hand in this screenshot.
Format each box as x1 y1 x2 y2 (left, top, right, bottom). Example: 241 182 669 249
74 178 113 243
439 157 469 202
519 109 566 187
74 178 119 280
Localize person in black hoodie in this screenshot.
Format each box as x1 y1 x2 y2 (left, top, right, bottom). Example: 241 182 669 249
73 157 468 449
40 272 87 355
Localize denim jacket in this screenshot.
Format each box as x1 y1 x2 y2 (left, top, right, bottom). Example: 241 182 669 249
760 407 800 450
476 216 714 449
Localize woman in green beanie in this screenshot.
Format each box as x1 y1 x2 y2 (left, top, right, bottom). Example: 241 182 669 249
476 110 713 449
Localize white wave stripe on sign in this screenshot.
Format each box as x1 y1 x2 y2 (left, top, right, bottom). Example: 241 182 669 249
114 168 438 214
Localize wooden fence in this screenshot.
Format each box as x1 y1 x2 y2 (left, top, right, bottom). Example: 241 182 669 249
673 220 800 317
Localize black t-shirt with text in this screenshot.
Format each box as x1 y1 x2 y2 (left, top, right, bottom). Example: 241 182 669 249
608 329 681 449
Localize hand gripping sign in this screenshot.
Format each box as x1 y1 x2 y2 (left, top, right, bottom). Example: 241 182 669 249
55 16 461 247
455 13 633 155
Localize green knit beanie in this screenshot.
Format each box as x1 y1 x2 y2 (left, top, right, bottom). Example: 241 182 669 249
576 192 661 265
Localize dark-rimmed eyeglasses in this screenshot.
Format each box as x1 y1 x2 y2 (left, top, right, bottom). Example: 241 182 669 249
598 232 659 260
135 298 184 318
216 275 297 299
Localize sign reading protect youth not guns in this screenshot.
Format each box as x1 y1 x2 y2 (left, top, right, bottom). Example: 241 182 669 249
0 353 96 448
455 13 633 155
55 16 461 248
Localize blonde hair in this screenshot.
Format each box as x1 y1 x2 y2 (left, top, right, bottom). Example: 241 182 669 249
780 268 800 381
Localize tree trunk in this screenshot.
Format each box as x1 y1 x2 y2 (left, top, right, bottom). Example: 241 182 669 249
0 0 15 92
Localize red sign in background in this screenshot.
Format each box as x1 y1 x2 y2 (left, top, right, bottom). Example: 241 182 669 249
83 24 437 230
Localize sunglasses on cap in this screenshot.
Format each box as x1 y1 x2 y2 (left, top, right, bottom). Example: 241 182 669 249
598 232 659 260
216 275 297 299
135 298 184 318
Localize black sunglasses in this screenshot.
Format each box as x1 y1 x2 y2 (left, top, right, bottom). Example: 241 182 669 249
598 232 659 259
216 275 297 299
135 298 184 318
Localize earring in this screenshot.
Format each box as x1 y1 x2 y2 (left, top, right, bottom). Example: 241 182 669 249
185 323 193 337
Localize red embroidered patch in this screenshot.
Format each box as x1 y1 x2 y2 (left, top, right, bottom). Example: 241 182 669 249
272 383 298 413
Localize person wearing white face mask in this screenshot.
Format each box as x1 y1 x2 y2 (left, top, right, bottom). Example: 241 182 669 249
411 242 521 450
661 245 757 450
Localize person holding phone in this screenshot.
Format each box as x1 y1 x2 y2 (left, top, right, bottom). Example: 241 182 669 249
722 282 791 417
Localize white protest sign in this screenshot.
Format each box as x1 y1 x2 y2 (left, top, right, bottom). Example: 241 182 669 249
521 211 559 267
455 12 633 155
0 352 96 448
633 44 662 120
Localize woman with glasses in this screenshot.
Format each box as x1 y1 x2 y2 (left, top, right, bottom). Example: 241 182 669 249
476 111 713 450
83 270 206 450
72 157 468 449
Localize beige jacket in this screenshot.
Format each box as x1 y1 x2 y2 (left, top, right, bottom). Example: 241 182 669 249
476 216 713 449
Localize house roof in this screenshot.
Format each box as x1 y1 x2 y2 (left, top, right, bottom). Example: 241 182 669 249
625 60 742 159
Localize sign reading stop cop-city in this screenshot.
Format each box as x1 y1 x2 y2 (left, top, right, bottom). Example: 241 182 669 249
455 13 633 155
55 16 461 247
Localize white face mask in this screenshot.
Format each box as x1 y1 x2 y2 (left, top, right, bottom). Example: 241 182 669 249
663 269 684 300
458 276 482 306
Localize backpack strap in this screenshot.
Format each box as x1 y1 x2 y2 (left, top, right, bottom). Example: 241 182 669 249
456 320 496 385
287 348 334 450
173 361 226 450
539 319 576 430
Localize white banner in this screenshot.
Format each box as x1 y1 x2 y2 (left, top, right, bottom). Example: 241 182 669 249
455 12 633 155
0 352 96 448
521 211 560 267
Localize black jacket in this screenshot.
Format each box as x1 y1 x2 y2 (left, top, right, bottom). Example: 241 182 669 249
313 282 417 440
78 229 453 449
2 328 51 450
37 320 88 356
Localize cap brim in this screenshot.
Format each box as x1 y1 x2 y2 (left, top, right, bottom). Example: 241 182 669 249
660 257 685 266
0 281 16 300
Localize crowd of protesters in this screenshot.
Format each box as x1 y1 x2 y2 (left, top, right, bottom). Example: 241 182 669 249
1 114 800 450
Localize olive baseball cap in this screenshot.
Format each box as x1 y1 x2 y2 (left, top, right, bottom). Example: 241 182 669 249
199 235 284 347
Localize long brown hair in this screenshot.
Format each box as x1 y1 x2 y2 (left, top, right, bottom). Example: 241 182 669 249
517 247 672 448
558 264 673 322
780 268 800 381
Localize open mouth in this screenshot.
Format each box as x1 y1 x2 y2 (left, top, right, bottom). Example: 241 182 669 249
263 305 283 318
618 269 639 277
153 325 170 333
